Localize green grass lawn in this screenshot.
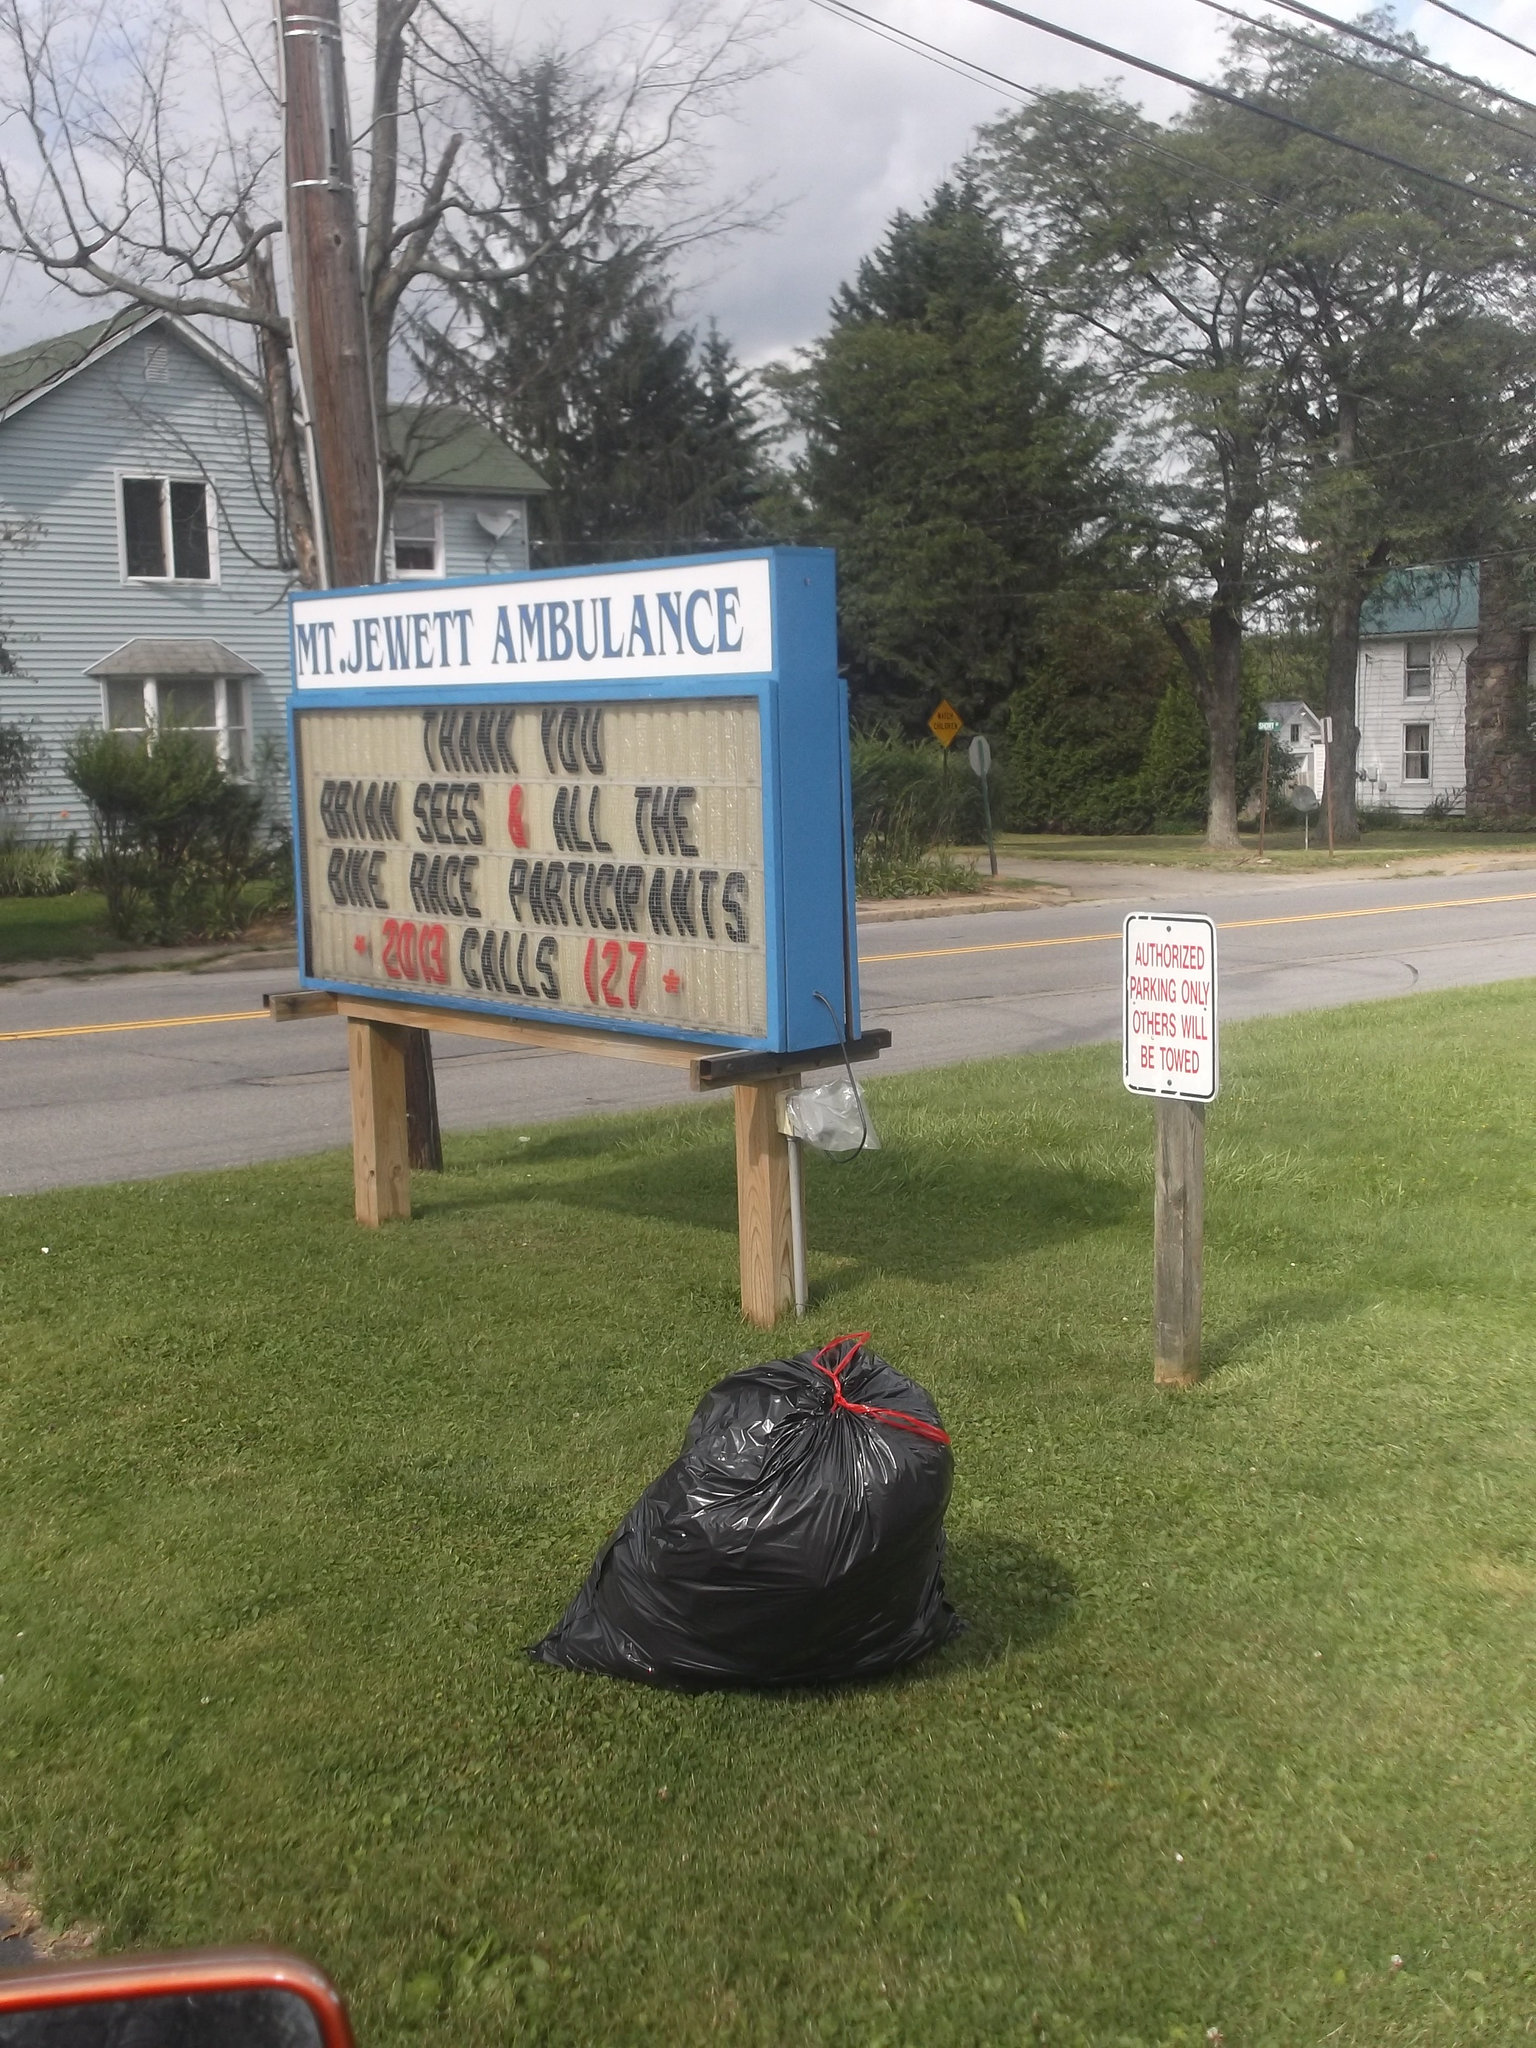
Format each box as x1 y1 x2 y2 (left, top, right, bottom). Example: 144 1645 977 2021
986 828 1536 872
6 987 1536 2044
0 892 113 965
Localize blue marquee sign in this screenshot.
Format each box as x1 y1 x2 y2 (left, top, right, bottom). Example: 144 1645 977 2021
287 547 859 1054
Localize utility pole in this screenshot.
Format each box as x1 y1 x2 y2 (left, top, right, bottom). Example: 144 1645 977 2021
280 0 442 1169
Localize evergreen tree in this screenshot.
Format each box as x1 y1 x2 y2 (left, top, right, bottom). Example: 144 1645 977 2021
772 182 1121 730
412 54 767 565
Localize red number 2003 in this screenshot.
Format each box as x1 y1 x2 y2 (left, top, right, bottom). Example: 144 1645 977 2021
381 919 448 985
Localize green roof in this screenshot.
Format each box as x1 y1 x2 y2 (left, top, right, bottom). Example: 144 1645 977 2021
1361 564 1479 637
386 404 548 496
0 308 148 413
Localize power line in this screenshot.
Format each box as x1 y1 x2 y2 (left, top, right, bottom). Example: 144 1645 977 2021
1422 0 1536 73
811 0 1277 197
959 0 1536 223
810 0 1047 104
1198 0 1536 149
1258 0 1536 120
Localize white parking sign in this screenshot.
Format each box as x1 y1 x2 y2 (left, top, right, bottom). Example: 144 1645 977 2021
1122 913 1219 1101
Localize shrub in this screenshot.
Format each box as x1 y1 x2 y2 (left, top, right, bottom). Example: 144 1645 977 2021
63 725 281 942
850 729 984 897
0 834 75 897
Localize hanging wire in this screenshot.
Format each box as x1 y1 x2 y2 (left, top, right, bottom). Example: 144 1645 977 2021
1422 0 1536 70
957 0 1536 222
1255 0 1536 118
1196 0 1536 148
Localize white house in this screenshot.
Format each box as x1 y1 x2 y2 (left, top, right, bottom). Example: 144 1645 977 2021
0 308 548 838
1353 564 1478 815
1262 698 1326 800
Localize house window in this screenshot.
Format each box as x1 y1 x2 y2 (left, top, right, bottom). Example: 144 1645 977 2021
1404 638 1433 698
1404 723 1431 781
102 676 249 773
390 498 442 577
120 476 214 582
1290 723 1301 743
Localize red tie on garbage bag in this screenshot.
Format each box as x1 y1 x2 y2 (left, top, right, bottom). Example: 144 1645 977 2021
810 1332 952 1448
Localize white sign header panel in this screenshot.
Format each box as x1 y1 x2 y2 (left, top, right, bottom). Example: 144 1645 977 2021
292 558 774 689
1122 913 1219 1102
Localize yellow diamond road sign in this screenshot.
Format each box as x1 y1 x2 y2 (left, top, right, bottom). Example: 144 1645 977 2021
928 699 963 748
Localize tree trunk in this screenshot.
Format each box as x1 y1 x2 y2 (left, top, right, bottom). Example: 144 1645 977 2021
1465 552 1534 819
1322 580 1363 844
1165 608 1242 849
1202 607 1243 849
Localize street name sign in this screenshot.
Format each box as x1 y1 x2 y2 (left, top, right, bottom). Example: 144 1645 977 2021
1122 913 1218 1102
287 548 859 1055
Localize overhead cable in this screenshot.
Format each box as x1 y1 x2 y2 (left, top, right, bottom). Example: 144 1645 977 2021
1422 0 1536 71
1197 0 1536 147
811 0 1275 194
958 0 1536 222
1257 0 1536 119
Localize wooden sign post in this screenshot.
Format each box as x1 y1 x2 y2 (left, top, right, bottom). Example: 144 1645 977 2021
277 546 887 1329
1122 913 1219 1387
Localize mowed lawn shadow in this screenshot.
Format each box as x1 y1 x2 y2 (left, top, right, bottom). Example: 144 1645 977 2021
423 1124 1138 1291
939 1532 1079 1665
1200 1285 1367 1376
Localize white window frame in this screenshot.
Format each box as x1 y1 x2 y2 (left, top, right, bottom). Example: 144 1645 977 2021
1403 721 1431 782
389 497 444 579
115 471 220 586
1404 638 1433 700
99 675 250 774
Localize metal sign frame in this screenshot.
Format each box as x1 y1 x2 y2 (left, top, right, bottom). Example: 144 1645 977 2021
286 547 858 1056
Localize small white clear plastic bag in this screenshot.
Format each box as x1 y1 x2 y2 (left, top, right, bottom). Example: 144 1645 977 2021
781 1075 880 1156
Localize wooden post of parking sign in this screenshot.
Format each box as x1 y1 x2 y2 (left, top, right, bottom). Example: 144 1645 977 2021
1123 913 1218 1388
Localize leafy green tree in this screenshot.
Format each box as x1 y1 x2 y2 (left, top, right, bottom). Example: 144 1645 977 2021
1223 24 1536 838
982 26 1536 845
771 181 1120 730
980 91 1303 848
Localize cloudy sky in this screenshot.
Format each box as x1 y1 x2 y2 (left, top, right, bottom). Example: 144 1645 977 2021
5 0 1536 362
501 0 1536 364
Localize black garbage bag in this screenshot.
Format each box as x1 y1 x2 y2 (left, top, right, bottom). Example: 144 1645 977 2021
528 1332 961 1689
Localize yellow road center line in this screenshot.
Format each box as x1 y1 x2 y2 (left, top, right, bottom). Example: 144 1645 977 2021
0 1009 266 1044
3 887 1534 1035
860 890 1536 964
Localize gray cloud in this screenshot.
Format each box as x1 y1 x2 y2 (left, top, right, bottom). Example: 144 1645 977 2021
5 0 1532 369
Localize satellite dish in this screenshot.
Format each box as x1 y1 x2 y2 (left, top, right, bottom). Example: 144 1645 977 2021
1291 783 1320 814
476 507 518 540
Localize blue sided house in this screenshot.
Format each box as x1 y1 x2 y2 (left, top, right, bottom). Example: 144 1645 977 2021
0 308 547 839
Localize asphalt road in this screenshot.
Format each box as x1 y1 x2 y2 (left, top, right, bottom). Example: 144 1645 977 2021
5 861 1536 1195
